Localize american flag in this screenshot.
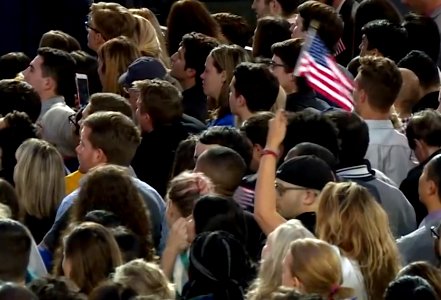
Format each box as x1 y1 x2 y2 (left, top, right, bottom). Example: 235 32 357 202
294 29 354 111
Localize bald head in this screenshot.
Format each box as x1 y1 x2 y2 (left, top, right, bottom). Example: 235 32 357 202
395 68 421 115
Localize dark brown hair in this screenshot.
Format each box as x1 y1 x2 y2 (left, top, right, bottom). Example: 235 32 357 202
39 30 81 52
88 93 133 119
398 262 441 298
72 165 155 260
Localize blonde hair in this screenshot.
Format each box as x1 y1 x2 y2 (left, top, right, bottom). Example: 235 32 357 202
97 36 142 94
288 238 354 300
167 171 214 217
130 8 171 68
247 220 315 300
14 138 65 219
316 182 401 300
208 44 249 119
132 15 161 59
90 2 137 42
113 259 175 298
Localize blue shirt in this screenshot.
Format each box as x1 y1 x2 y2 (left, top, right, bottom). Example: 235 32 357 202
49 177 168 255
208 114 235 127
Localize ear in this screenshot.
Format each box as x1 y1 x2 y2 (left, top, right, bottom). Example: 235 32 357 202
428 179 438 197
95 33 106 47
220 70 227 83
303 190 317 206
95 147 107 164
237 94 247 108
185 68 196 79
44 76 55 91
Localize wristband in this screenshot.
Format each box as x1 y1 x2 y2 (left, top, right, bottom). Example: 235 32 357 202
262 148 278 158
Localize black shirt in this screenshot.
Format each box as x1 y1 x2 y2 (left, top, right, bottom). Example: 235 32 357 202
182 84 208 123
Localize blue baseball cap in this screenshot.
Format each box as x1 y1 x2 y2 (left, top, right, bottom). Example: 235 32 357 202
118 56 167 86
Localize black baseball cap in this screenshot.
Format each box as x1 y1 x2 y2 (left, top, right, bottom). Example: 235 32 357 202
118 56 166 86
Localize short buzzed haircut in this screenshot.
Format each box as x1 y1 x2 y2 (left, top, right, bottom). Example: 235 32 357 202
134 79 183 126
83 111 141 166
233 62 279 113
195 146 246 196
286 142 338 170
88 93 133 119
0 219 31 283
357 56 402 113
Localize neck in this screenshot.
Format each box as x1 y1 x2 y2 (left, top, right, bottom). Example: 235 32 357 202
360 110 390 120
237 109 254 125
180 78 196 91
40 91 58 102
426 198 441 213
426 146 441 158
284 83 297 95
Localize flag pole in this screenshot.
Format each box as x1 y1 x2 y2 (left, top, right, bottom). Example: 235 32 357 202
293 20 320 77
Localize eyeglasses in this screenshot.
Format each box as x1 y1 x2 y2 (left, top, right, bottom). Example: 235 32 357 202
122 86 140 95
431 224 441 240
85 21 100 34
268 61 287 69
274 181 307 196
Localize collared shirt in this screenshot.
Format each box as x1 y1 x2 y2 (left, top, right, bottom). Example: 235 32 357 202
38 96 66 121
337 164 417 237
365 119 416 186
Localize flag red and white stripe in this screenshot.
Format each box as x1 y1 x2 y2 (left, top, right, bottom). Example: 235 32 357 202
294 28 354 111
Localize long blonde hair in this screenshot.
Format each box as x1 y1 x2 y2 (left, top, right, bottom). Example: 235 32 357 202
14 138 65 219
97 36 142 95
208 44 249 119
132 15 161 59
316 182 401 300
287 238 354 300
130 8 171 68
247 220 315 300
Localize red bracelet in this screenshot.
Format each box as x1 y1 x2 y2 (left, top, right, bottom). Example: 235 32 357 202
262 148 278 158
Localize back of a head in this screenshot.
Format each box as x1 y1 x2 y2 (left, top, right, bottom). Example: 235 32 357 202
284 110 340 160
166 0 222 55
134 79 183 127
89 281 137 300
240 111 274 148
425 154 441 194
0 79 40 123
0 52 30 80
0 283 37 300
253 16 291 59
398 261 441 298
198 126 253 168
405 109 441 150
84 210 122 228
113 259 174 298
398 50 440 90
212 13 252 47
82 111 141 167
271 287 324 300
27 276 86 300
193 195 247 241
325 110 369 168
361 19 408 63
37 47 76 107
185 231 252 299
88 93 133 119
195 146 246 196
39 30 81 52
233 62 279 113
110 226 143 263
396 68 420 111
298 1 343 51
384 275 437 300
403 13 440 63
357 55 402 113
0 219 31 283
355 0 402 34
287 142 338 170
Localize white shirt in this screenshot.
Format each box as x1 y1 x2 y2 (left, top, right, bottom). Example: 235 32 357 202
365 120 416 186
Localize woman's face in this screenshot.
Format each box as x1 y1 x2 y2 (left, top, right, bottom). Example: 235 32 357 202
291 15 305 39
200 55 225 100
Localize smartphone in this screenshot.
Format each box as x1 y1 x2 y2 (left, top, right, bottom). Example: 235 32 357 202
75 73 90 108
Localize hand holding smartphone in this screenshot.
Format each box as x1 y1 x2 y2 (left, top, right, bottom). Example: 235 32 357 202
75 73 90 108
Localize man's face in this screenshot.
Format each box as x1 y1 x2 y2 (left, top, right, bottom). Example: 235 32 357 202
170 46 188 81
353 74 365 114
76 125 102 173
23 55 47 96
86 18 105 52
275 179 306 219
252 0 271 18
228 77 240 115
290 15 305 39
